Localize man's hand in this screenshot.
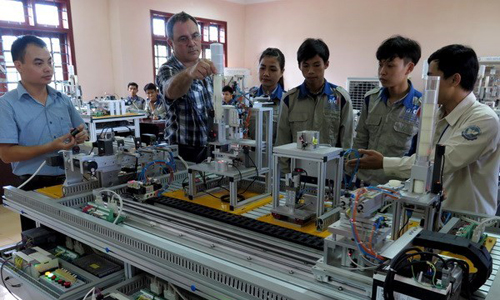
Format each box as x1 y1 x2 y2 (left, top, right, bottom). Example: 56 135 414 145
51 133 76 151
187 59 217 80
73 124 88 144
346 149 384 170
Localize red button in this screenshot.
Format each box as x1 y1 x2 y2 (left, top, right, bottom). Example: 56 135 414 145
64 282 71 288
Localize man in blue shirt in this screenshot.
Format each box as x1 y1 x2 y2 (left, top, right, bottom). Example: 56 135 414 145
0 35 88 229
222 85 236 105
125 82 146 110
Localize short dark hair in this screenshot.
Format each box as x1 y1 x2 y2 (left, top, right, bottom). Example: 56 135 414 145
166 11 198 39
428 44 479 92
11 35 47 62
376 35 421 65
222 85 233 94
259 47 285 88
128 82 138 89
297 38 329 64
144 83 158 92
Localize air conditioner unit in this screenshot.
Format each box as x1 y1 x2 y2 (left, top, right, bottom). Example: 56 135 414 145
346 77 381 111
475 56 500 103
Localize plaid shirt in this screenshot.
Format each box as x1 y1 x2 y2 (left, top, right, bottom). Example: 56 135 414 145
156 55 213 146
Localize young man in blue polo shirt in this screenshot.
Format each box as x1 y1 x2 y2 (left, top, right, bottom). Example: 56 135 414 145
126 82 146 110
352 35 422 186
0 35 88 229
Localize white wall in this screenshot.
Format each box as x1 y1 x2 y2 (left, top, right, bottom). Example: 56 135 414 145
70 0 500 97
70 0 246 99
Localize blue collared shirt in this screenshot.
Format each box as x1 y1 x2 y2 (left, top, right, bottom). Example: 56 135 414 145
126 95 146 110
254 84 284 101
377 81 421 112
0 83 85 176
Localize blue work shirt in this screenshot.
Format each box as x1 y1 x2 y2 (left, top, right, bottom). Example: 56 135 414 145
0 82 85 176
254 84 284 102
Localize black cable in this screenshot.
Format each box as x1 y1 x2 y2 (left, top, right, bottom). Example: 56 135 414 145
220 193 245 203
240 151 260 195
229 163 243 181
1 258 21 300
202 190 222 199
240 177 257 195
398 210 412 237
245 151 259 178
216 175 230 192
99 124 112 140
384 250 449 300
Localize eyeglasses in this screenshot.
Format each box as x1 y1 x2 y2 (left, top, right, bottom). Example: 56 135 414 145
177 32 201 45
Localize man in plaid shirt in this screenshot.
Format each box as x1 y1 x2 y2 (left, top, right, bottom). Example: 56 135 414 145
156 11 217 163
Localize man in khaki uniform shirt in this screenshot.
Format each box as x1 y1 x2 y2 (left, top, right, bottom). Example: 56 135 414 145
354 36 422 186
349 45 500 216
276 38 353 149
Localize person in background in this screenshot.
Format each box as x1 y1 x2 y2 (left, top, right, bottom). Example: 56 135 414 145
144 83 166 120
222 85 236 105
125 82 146 110
352 35 422 186
276 39 353 150
155 11 216 163
0 35 88 230
249 48 286 143
348 45 500 216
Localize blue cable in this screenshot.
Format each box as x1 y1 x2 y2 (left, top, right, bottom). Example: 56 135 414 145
343 149 360 189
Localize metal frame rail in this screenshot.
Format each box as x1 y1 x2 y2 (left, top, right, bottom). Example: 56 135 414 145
2 186 363 300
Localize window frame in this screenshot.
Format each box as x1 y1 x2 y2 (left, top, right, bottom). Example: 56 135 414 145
0 0 76 94
150 10 227 79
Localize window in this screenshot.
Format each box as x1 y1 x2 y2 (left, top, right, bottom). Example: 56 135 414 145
150 11 227 77
0 0 76 96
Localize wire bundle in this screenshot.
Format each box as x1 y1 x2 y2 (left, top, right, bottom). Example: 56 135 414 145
349 188 386 263
384 248 471 300
138 160 175 196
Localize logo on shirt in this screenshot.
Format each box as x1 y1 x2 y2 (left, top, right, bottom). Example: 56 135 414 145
400 106 419 122
462 125 481 141
327 95 339 111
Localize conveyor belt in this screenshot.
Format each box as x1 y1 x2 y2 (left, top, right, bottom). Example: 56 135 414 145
151 196 325 250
